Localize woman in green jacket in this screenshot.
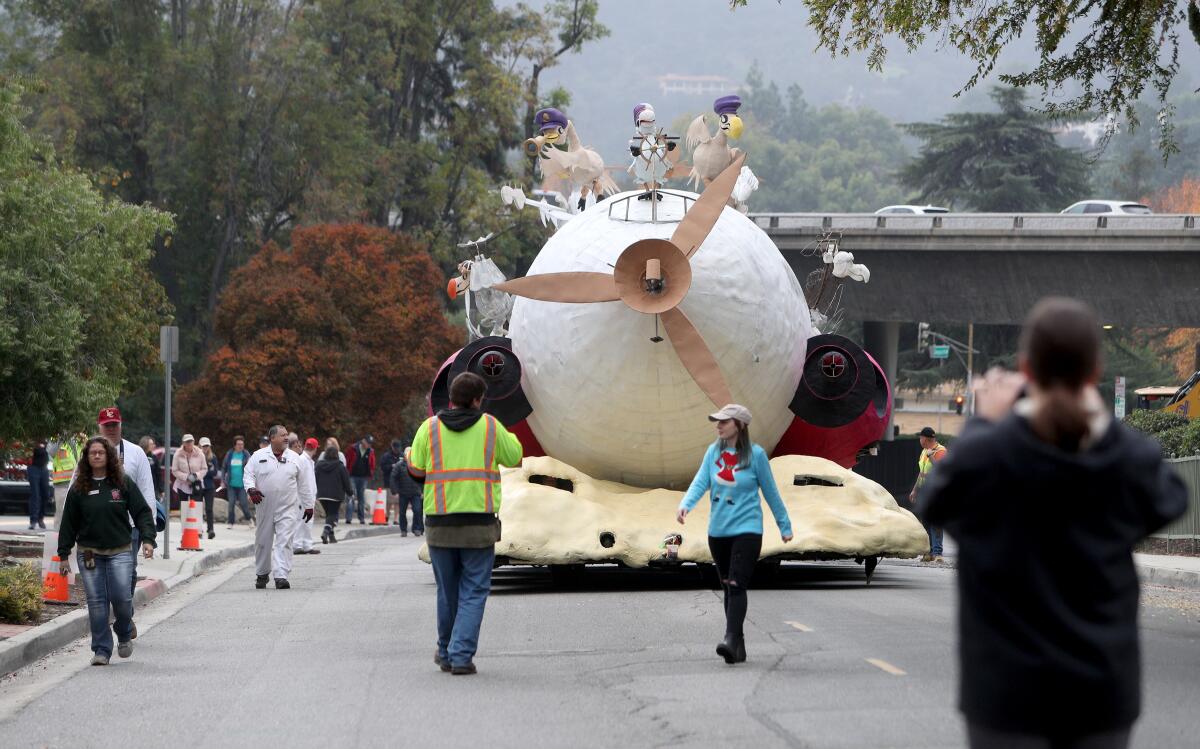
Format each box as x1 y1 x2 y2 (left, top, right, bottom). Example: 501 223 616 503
58 437 157 666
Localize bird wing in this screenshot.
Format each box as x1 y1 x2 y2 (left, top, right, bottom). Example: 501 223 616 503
685 114 712 152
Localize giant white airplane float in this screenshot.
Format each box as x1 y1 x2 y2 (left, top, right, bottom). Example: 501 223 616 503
431 108 927 580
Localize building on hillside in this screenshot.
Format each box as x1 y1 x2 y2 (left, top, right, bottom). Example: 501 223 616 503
656 74 734 97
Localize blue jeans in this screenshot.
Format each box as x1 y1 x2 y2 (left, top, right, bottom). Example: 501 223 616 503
129 529 140 597
348 477 368 522
429 545 495 667
226 486 251 524
928 526 943 556
398 494 423 532
27 464 50 526
78 549 135 658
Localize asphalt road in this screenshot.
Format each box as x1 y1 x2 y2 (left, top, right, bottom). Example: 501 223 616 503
2 536 1198 748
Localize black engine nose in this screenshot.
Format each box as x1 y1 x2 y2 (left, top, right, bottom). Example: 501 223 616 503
430 336 532 426
789 334 886 429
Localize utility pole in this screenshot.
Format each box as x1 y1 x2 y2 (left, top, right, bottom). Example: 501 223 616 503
160 326 178 559
966 323 975 416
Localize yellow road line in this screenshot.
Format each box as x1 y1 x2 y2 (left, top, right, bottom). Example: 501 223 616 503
865 658 906 676
784 621 812 632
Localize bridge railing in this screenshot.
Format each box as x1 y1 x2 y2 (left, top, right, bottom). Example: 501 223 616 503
749 213 1200 232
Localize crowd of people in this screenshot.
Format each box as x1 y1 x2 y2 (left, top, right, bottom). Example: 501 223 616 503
35 296 1192 748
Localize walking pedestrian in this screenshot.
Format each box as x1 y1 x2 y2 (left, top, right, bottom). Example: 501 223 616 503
345 435 375 524
676 404 792 665
96 408 157 608
379 440 403 525
244 425 316 589
57 437 156 666
199 438 219 540
222 436 253 528
26 439 51 530
917 297 1188 749
909 426 947 562
407 373 523 675
139 436 164 504
315 445 352 544
171 434 207 512
390 445 424 537
288 434 320 555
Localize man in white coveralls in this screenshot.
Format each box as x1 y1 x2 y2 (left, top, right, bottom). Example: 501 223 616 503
244 425 315 589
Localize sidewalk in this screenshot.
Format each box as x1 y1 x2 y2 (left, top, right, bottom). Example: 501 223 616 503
1134 553 1200 590
0 520 399 677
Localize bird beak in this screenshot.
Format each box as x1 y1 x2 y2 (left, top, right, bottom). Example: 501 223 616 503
726 115 744 139
543 129 560 143
447 277 468 300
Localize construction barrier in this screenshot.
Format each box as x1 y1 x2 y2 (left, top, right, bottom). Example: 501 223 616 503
178 497 203 551
43 555 69 602
371 488 388 525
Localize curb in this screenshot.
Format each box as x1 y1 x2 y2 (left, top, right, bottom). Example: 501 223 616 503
1136 563 1200 591
0 525 399 678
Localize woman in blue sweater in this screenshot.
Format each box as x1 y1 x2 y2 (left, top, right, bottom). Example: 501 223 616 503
677 404 793 664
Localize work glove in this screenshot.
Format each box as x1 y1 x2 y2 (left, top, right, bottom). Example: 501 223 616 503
629 144 641 156
302 508 314 523
248 488 264 505
666 141 676 151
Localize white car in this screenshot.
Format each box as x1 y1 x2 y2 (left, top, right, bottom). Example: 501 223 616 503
1060 200 1152 215
874 205 950 214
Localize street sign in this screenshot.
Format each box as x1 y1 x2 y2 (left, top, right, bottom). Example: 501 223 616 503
159 326 179 363
1115 376 1126 419
930 344 950 359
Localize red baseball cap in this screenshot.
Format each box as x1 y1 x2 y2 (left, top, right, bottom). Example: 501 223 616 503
98 407 122 425
304 438 320 450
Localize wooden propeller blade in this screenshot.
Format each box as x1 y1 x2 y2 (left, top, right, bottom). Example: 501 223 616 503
669 152 746 259
493 272 619 303
660 306 733 408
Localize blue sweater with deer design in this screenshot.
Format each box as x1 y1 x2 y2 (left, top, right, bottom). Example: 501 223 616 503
679 442 792 538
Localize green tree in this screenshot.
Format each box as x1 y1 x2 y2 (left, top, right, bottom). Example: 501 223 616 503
730 0 1194 155
0 80 172 441
899 87 1089 212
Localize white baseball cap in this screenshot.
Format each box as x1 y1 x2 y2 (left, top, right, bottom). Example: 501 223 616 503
199 437 211 447
708 404 752 425
181 434 195 443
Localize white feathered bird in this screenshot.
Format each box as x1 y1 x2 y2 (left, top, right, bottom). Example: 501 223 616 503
685 94 758 210
527 107 618 211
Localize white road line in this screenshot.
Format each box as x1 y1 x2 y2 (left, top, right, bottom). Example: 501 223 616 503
865 658 907 676
784 621 812 632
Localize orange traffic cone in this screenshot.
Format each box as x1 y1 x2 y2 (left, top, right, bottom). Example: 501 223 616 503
43 556 69 602
371 488 388 525
178 497 203 551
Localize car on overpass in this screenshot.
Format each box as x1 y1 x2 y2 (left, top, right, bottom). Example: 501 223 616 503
1060 200 1152 215
874 205 949 214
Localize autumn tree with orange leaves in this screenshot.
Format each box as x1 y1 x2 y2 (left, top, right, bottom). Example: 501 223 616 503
1142 178 1200 214
177 225 462 450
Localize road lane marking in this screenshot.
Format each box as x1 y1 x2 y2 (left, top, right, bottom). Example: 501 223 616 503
865 658 907 675
784 621 812 632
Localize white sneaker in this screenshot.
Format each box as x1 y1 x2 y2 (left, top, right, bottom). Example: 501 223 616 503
91 653 110 666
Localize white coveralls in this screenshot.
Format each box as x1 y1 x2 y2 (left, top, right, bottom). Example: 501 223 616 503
244 447 315 580
292 449 317 552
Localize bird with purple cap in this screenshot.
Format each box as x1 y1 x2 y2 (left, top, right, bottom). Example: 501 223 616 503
524 107 616 212
684 94 757 210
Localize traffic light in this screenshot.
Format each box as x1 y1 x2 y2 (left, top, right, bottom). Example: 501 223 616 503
954 395 964 415
918 322 931 352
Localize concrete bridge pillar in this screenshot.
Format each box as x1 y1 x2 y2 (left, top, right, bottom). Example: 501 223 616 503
862 320 900 441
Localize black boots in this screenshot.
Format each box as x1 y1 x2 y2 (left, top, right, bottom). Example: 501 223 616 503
255 574 269 589
716 634 746 664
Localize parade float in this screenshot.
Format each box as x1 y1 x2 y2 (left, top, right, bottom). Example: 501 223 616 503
431 100 927 582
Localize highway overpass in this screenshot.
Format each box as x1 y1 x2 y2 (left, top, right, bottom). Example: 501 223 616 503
753 211 1200 438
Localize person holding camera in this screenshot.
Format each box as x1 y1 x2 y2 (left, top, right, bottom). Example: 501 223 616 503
58 437 156 666
917 298 1188 749
171 434 208 512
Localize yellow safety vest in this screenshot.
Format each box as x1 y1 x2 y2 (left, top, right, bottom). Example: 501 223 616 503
424 414 502 516
916 444 946 488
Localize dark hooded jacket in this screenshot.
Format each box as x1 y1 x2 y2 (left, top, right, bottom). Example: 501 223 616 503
917 413 1187 735
315 457 352 502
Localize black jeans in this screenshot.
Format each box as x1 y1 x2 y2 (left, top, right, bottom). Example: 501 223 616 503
967 723 1131 749
202 487 215 533
708 533 762 638
319 499 341 533
397 494 423 532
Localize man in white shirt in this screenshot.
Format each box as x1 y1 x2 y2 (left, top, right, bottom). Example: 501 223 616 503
245 426 316 589
287 433 320 555
96 407 158 605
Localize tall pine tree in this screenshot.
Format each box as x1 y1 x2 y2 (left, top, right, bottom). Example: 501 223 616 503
899 88 1089 212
